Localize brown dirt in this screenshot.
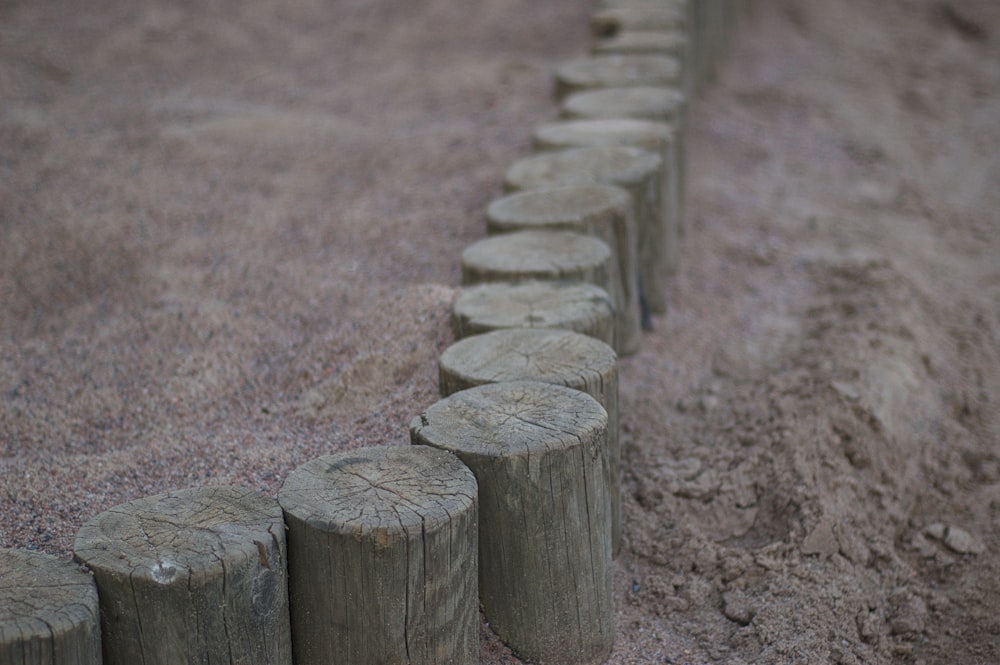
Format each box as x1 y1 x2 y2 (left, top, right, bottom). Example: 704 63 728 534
2 0 999 663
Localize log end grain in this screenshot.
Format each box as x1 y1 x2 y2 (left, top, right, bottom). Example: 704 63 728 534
0 548 102 665
278 445 479 665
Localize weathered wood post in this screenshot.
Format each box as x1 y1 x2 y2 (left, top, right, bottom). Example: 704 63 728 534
559 87 689 235
503 145 668 316
590 5 687 39
73 486 292 665
533 118 683 289
411 381 614 665
460 229 620 348
278 445 479 665
554 54 681 101
437 327 623 556
452 280 616 349
486 185 641 355
1 548 102 665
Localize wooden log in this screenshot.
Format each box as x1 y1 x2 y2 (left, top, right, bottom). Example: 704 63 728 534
559 86 689 236
437 328 623 556
461 230 622 338
462 229 611 287
554 54 681 101
73 486 291 665
278 445 479 665
410 381 614 665
503 146 668 316
590 6 687 39
485 185 640 354
594 30 687 57
0 548 102 665
533 119 682 299
452 280 616 350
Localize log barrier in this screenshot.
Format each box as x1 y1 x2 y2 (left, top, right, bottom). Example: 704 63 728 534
3 1 747 662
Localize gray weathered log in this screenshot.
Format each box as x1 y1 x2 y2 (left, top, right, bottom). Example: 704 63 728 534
503 146 667 315
0 548 102 665
438 328 623 555
533 119 682 298
278 445 479 665
73 486 291 665
554 54 681 101
559 86 689 236
461 229 612 287
485 185 640 355
452 280 616 350
590 6 687 38
410 381 614 665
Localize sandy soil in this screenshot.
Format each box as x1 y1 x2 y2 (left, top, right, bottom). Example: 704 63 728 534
2 0 999 662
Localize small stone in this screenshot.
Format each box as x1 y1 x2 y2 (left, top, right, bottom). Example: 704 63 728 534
802 519 839 557
943 526 985 555
888 591 927 635
699 394 719 412
721 590 755 626
831 380 860 401
924 523 985 555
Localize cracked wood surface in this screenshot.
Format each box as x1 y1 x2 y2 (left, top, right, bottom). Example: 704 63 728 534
73 486 290 665
503 145 668 314
411 380 614 665
438 327 622 554
485 185 640 355
278 445 478 665
0 547 101 665
452 280 616 351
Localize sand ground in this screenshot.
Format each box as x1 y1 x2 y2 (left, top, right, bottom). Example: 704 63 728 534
2 0 999 662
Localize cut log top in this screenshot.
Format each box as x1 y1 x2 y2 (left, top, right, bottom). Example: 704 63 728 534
0 547 98 639
73 486 283 581
279 445 477 537
591 6 687 37
533 118 675 153
554 55 682 97
486 185 630 233
411 380 608 458
560 86 686 122
594 30 688 56
461 230 611 278
439 328 617 395
504 145 661 192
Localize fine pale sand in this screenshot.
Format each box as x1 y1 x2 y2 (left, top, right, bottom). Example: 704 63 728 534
2 1 999 663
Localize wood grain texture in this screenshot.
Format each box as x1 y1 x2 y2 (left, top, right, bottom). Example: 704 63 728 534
532 118 682 305
452 280 616 350
559 87 689 238
553 54 681 101
485 185 640 355
438 328 622 555
410 381 614 665
461 229 613 301
503 146 667 314
0 548 101 665
73 486 291 665
278 445 478 665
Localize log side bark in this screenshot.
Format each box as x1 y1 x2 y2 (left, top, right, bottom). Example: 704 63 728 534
278 445 479 665
73 486 291 665
438 328 623 555
410 381 614 665
452 280 616 350
0 548 102 665
485 185 640 355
